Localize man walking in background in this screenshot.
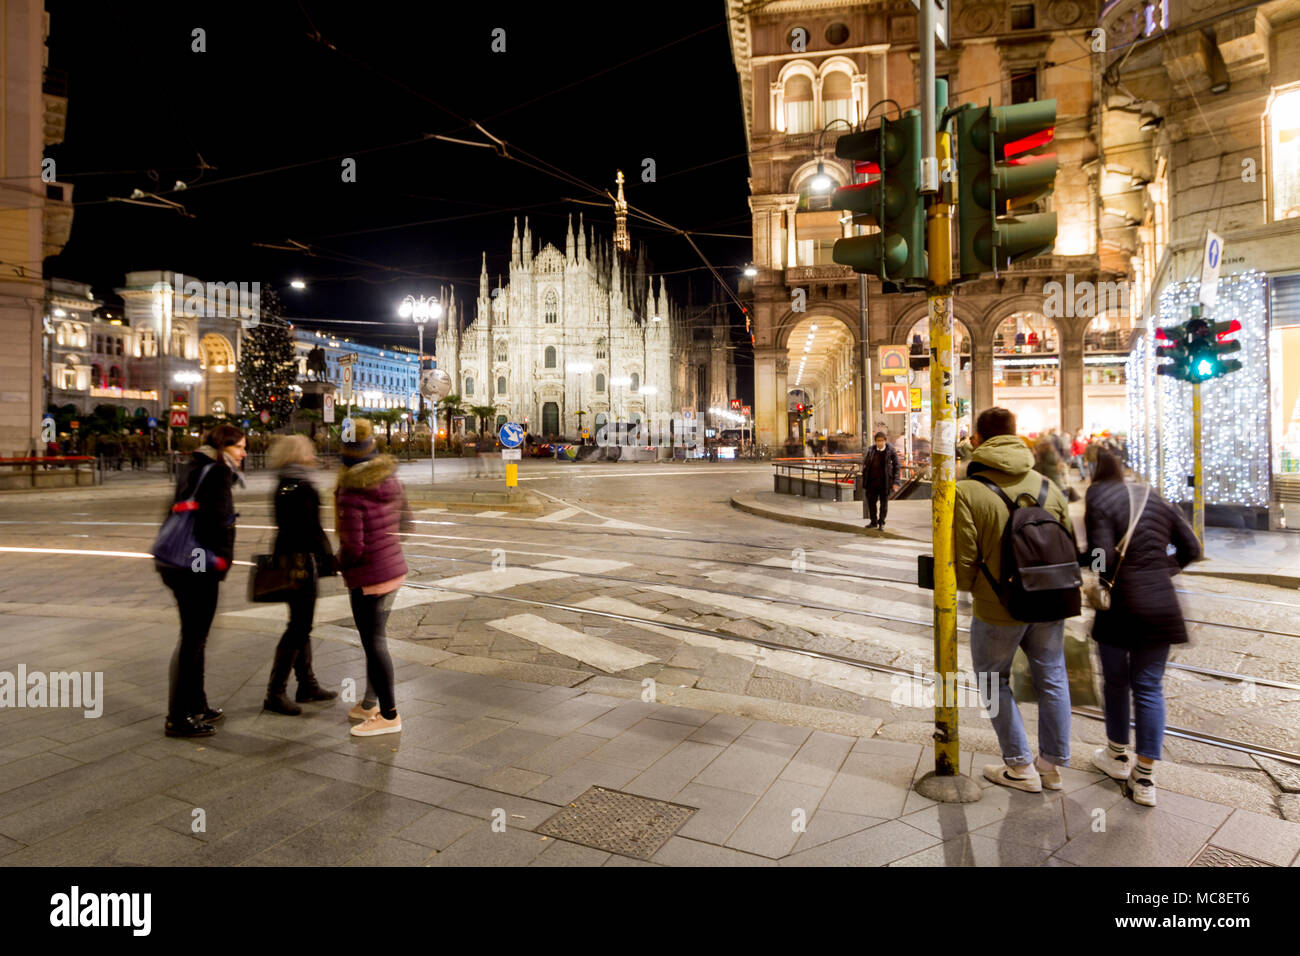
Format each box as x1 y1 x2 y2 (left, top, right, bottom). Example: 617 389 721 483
862 430 899 530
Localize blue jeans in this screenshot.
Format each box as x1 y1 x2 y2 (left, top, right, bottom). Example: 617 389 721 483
1097 643 1169 760
969 617 1071 767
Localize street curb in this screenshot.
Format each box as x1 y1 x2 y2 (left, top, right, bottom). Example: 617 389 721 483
729 494 916 541
405 488 545 514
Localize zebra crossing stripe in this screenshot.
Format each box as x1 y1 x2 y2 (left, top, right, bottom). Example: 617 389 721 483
486 613 657 672
432 567 574 592
535 507 582 522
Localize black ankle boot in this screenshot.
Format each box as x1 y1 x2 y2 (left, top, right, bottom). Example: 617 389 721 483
295 680 338 703
165 715 216 738
263 692 302 716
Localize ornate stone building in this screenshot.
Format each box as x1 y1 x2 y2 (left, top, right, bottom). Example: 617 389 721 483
728 0 1129 449
434 179 729 439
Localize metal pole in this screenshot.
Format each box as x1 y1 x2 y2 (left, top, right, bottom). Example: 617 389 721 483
859 273 871 518
1192 380 1204 546
919 0 938 194
915 127 979 804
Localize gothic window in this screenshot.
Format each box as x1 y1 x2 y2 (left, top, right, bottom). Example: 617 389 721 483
595 337 606 359
496 340 508 362
544 290 558 324
464 377 474 396
630 372 640 392
498 376 506 394
545 346 557 368
596 373 605 393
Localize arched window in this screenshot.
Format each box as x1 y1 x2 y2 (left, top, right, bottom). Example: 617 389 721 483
464 377 474 396
497 375 507 394
74 324 87 348
544 290 559 324
596 373 605 393
595 337 606 360
630 372 640 392
108 366 122 386
545 346 556 368
784 74 814 134
822 70 853 127
993 312 1061 434
496 340 508 363
211 399 226 415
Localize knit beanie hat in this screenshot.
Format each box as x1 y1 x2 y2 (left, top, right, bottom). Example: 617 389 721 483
341 418 377 467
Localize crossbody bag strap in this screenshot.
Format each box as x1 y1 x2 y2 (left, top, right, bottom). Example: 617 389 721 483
172 462 217 513
1108 482 1150 583
969 474 1018 593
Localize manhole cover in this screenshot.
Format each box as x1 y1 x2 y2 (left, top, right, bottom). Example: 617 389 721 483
537 787 695 860
1190 846 1272 867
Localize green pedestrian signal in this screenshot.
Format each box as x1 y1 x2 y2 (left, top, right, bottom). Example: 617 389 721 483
1157 316 1243 383
955 100 1059 278
830 110 926 287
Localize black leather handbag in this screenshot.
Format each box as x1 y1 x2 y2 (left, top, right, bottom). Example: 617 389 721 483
248 552 316 603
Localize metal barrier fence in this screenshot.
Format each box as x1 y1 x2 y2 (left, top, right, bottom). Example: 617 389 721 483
772 455 927 502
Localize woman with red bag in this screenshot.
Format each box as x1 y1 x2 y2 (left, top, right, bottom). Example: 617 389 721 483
158 424 245 738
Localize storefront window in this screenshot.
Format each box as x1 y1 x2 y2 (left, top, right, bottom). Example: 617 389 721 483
1083 315 1133 435
905 317 972 440
1271 88 1300 221
993 312 1060 435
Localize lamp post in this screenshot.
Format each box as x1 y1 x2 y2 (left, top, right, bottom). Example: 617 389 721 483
568 361 592 441
610 376 631 444
639 385 657 446
398 294 443 484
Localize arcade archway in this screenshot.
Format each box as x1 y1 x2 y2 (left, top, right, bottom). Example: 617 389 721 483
992 312 1061 436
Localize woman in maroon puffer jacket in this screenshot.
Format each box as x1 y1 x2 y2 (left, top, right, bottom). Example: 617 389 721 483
335 419 412 737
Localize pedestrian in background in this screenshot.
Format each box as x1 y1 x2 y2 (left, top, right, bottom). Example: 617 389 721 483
862 430 900 530
263 435 339 715
1085 449 1201 807
955 407 1076 793
335 419 412 737
157 424 245 738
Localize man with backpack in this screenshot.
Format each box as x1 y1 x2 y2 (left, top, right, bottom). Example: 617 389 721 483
954 407 1081 793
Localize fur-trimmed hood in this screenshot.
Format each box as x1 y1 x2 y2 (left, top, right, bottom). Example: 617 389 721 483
336 454 399 493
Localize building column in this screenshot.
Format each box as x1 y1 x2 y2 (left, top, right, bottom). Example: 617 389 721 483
1061 336 1084 435
972 338 995 419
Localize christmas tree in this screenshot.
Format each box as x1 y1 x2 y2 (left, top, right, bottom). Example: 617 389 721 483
236 286 297 428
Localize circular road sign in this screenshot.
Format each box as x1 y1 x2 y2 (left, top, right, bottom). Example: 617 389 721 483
499 421 525 448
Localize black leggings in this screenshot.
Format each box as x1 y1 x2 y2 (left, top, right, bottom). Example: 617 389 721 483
162 569 221 721
350 589 397 718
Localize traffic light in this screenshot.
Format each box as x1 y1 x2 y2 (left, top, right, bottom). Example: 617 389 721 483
831 110 926 287
1157 317 1243 383
956 100 1059 278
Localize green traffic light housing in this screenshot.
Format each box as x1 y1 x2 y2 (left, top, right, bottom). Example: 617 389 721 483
956 100 1059 279
1156 315 1244 382
830 110 926 285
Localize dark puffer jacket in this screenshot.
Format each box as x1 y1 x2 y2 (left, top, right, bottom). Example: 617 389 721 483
272 468 335 576
1085 479 1201 648
334 455 411 590
161 449 237 579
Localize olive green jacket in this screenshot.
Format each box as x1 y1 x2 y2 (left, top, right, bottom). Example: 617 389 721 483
954 435 1074 626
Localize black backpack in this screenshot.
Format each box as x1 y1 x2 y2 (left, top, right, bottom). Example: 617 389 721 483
971 475 1082 622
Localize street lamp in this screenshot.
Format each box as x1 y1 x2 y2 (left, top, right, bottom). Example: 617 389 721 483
568 361 592 439
398 294 443 484
610 375 632 442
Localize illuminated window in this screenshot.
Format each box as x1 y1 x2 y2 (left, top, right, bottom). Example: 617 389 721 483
1271 87 1300 220
822 71 853 128
544 291 558 324
784 74 814 134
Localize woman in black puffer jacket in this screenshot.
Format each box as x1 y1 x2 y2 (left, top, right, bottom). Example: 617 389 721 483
1085 450 1201 808
262 435 339 715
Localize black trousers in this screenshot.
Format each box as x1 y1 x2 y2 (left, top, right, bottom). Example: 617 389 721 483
161 569 221 721
865 481 889 525
350 589 397 717
267 587 318 695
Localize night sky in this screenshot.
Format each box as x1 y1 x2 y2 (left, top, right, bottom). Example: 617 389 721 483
43 0 752 360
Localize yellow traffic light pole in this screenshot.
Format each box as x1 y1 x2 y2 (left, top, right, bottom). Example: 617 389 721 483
1192 382 1204 546
915 131 981 803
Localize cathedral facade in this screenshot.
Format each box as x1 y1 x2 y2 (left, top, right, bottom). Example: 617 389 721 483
434 178 708 440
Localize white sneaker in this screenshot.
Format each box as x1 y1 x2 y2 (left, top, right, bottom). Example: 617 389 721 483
1129 769 1157 807
984 763 1042 793
350 713 401 737
1092 746 1132 781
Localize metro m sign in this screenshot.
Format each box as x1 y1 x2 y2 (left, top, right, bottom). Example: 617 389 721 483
881 383 910 414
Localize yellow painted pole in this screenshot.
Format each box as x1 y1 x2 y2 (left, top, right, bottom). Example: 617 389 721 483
916 131 979 803
1192 381 1204 546
506 461 518 488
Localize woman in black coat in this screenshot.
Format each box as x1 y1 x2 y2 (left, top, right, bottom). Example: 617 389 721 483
158 424 245 738
1085 450 1201 808
263 435 338 715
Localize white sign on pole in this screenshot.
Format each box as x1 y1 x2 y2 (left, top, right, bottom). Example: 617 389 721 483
910 0 949 47
501 447 521 461
323 393 335 424
1199 230 1223 307
340 365 353 404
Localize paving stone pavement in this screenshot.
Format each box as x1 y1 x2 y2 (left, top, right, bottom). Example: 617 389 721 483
2 605 1298 867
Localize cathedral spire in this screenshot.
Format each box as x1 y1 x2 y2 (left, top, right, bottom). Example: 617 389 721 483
577 213 586 263
613 170 630 254
511 218 520 268
480 252 489 300
522 217 532 264
565 214 575 264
